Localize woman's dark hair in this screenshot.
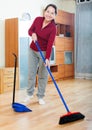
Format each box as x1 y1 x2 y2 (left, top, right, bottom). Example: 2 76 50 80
44 4 57 15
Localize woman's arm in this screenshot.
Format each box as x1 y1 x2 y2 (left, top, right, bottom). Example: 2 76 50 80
46 26 56 60
28 17 37 36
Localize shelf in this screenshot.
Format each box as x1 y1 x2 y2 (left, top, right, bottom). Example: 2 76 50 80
56 23 71 37
56 35 72 39
50 65 58 72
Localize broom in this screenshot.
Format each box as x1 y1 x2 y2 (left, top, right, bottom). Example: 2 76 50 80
35 41 85 124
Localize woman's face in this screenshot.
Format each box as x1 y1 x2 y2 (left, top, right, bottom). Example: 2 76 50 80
44 6 56 22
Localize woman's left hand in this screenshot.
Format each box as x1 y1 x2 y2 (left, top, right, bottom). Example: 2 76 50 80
45 59 50 67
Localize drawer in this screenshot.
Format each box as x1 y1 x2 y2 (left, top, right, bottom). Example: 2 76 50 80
65 64 74 72
64 38 73 43
3 68 14 75
0 67 19 93
3 77 14 83
3 78 18 92
4 82 14 92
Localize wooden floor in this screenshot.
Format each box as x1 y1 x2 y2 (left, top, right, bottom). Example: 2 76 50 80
0 79 92 130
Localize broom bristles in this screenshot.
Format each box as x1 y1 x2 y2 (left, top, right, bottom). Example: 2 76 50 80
59 112 85 124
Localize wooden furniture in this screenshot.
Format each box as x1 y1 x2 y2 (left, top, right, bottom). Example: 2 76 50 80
48 10 74 82
0 67 19 94
5 18 18 67
4 19 19 93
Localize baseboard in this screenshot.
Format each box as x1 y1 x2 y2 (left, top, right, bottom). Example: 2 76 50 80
75 72 92 79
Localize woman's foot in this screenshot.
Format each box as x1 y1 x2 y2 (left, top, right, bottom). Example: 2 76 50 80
38 98 45 105
23 95 33 104
22 96 45 105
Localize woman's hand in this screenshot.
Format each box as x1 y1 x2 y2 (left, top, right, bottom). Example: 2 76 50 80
32 33 37 42
45 59 50 67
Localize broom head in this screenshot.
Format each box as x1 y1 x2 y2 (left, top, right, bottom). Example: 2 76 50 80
59 112 85 124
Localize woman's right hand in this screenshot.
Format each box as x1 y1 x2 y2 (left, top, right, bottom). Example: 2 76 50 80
32 33 37 42
45 59 50 68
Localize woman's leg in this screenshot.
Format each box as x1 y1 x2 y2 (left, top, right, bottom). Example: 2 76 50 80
27 48 39 96
37 52 48 99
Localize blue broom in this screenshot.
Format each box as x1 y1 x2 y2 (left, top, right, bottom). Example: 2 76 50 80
35 41 85 124
12 53 32 112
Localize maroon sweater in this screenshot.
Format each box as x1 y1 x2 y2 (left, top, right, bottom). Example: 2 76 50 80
28 17 56 60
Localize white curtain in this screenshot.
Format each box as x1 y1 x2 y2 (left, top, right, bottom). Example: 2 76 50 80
75 2 92 79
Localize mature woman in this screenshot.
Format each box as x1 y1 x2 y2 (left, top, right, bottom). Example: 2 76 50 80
23 4 57 105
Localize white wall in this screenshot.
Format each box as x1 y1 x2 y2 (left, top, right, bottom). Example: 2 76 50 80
0 0 63 19
61 0 76 13
0 0 75 19
0 20 5 67
0 0 75 67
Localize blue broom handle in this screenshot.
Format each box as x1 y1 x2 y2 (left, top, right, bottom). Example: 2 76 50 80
35 41 70 113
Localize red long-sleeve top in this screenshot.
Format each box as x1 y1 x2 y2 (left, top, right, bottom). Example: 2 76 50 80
28 16 56 60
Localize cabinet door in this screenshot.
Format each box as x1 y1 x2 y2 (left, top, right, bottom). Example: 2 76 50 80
58 65 65 79
56 51 64 65
64 38 74 51
5 18 18 67
64 64 74 77
55 10 72 25
55 37 65 51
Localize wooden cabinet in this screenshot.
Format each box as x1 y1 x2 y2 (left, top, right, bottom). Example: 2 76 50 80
48 10 74 82
0 68 19 94
4 18 19 92
55 10 74 79
5 18 18 67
